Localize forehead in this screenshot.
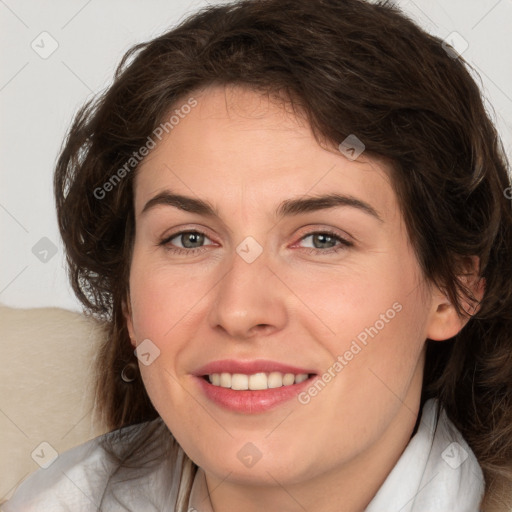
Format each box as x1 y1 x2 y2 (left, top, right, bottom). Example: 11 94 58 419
134 85 397 223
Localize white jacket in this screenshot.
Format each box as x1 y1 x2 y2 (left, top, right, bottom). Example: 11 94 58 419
2 399 484 511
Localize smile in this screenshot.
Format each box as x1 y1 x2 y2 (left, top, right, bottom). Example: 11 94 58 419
205 371 311 390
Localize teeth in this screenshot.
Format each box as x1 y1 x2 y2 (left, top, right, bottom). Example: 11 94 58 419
249 373 268 390
231 373 248 390
268 371 284 388
207 372 310 390
220 373 231 388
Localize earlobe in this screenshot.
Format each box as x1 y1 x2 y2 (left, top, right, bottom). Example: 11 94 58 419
425 297 468 341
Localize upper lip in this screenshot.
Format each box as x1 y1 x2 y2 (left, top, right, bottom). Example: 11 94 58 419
193 359 317 376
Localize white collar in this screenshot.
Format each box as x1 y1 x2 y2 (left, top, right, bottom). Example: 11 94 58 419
189 399 484 511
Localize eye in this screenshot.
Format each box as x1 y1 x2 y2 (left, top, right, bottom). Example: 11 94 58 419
158 229 353 257
159 230 215 255
295 230 353 255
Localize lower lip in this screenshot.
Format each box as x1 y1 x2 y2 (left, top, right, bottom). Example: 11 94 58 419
194 375 317 413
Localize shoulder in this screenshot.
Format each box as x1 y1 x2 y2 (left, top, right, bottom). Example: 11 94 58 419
2 421 155 512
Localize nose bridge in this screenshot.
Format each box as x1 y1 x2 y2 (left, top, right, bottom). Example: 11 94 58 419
208 237 287 338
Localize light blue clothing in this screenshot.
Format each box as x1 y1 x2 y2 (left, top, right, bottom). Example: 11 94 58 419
3 399 484 511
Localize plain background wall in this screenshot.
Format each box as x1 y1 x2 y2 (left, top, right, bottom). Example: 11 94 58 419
1 0 511 313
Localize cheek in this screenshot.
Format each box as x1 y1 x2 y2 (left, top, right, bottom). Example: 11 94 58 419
128 254 210 339
127 253 214 401
290 283 427 466
275 255 412 342
284 253 428 404
316 281 427 428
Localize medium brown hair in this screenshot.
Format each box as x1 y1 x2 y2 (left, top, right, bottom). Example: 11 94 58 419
54 0 512 509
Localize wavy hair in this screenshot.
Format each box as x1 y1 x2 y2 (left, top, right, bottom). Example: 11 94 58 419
54 0 512 509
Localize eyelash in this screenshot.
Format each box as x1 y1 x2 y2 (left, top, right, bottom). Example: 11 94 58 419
158 229 353 256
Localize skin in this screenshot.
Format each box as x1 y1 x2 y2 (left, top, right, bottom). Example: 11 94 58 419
125 84 477 512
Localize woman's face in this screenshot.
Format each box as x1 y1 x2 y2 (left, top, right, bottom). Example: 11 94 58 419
126 84 455 493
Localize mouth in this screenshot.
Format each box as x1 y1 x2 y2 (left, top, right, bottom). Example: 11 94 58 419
192 360 318 413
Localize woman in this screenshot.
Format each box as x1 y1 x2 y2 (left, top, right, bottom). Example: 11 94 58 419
3 0 512 510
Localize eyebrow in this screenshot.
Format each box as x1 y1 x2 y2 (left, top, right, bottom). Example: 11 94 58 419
141 191 383 223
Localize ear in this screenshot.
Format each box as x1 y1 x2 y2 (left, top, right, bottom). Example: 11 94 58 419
425 255 485 341
122 292 137 349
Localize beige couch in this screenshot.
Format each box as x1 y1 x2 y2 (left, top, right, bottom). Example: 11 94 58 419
0 305 108 502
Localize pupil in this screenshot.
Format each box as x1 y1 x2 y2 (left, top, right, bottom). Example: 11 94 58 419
314 234 333 248
183 232 204 248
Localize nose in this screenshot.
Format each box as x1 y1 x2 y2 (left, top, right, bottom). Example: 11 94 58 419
207 242 288 340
